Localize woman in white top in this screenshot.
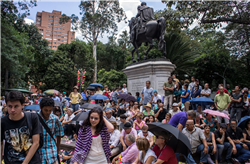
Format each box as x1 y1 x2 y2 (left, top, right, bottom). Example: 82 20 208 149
132 138 157 164
109 121 121 157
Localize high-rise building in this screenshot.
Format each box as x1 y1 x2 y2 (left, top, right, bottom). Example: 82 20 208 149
36 10 75 50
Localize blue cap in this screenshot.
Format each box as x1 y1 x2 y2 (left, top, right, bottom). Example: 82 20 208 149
154 90 157 93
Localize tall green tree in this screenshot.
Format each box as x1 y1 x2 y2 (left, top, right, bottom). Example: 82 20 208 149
60 0 126 82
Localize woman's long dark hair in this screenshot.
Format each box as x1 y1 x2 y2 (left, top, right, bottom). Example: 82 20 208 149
82 107 105 135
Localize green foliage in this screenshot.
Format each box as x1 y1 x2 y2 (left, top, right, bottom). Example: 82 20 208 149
97 69 127 89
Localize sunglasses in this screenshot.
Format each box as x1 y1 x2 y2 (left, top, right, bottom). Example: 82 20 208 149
142 131 148 134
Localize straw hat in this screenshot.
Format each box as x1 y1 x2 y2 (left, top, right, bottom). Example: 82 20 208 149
144 103 152 108
73 86 78 90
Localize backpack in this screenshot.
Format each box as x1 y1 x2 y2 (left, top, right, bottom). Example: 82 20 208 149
25 112 44 149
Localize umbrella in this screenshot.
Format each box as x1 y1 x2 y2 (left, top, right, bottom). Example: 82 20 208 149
89 94 109 100
238 116 250 130
65 97 71 101
117 93 136 102
24 105 40 111
80 103 102 110
148 122 191 156
5 87 33 94
54 100 63 107
31 93 38 96
44 89 60 95
72 111 89 122
86 86 96 90
203 109 230 119
89 83 103 88
189 97 214 105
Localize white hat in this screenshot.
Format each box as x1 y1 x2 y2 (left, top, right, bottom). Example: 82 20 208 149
172 103 178 107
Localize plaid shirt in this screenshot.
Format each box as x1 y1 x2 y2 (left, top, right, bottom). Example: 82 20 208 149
38 112 64 164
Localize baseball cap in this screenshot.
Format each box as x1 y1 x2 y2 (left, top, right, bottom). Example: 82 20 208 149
154 90 158 93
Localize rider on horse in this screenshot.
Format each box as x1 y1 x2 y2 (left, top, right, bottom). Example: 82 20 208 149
129 2 155 43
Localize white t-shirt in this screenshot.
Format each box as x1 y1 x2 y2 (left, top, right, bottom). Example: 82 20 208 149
138 131 154 141
122 88 128 94
138 149 157 164
64 114 75 124
153 95 162 103
169 109 180 116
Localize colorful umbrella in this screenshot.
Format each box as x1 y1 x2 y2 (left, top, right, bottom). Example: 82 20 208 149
203 109 230 119
44 89 60 95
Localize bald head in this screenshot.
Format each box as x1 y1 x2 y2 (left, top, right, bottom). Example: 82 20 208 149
219 86 224 94
186 119 194 131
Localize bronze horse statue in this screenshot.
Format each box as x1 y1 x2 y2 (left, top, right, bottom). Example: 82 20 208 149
129 17 166 63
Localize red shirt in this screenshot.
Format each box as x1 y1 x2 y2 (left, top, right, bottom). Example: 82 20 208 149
104 92 109 98
216 88 229 94
152 145 178 164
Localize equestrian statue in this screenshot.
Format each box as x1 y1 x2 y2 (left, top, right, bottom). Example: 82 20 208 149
129 2 166 63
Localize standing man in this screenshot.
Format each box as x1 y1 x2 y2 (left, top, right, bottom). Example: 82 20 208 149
188 76 196 92
230 86 243 122
122 84 128 94
214 86 231 129
163 77 175 110
141 81 154 106
39 97 64 164
201 83 211 110
1 91 42 164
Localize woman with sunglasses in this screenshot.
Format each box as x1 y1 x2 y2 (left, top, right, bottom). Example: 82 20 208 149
71 107 114 164
152 134 178 164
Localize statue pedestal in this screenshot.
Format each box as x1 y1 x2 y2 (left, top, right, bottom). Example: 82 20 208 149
123 58 176 97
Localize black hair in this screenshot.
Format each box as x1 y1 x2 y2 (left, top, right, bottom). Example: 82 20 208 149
149 115 155 122
244 91 248 95
40 97 54 109
141 2 146 6
191 76 195 79
183 83 189 90
176 82 182 91
121 98 125 102
128 92 132 95
230 118 237 123
136 92 140 97
204 124 210 129
168 77 173 80
245 120 250 130
157 99 162 103
5 91 25 105
82 107 105 135
146 81 151 84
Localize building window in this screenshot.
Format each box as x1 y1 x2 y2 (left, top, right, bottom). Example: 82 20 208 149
55 23 58 25
71 33 74 36
36 22 41 24
49 19 53 21
58 32 61 34
54 35 57 37
49 46 52 48
55 20 59 22
71 37 73 39
49 15 54 18
46 38 52 40
46 30 52 33
48 23 53 25
57 39 60 41
39 29 43 31
49 42 52 44
54 31 57 33
53 46 56 48
58 35 61 37
37 18 41 21
58 28 61 30
48 26 53 29
37 15 41 17
55 16 59 18
63 40 67 42
54 38 57 40
62 29 64 30
58 42 61 44
54 42 56 44
46 34 52 36
54 27 57 29
62 25 65 27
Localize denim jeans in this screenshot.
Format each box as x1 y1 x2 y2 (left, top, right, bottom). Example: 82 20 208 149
234 144 250 162
177 144 209 164
230 108 242 122
71 103 79 112
217 142 232 161
245 142 250 150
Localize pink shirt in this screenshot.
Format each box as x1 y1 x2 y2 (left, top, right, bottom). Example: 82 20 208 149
121 128 137 142
121 142 139 163
134 120 147 130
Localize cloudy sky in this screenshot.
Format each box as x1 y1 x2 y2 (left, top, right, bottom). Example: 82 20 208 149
24 0 167 43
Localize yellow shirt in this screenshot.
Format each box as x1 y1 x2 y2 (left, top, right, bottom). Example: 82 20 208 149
69 92 82 104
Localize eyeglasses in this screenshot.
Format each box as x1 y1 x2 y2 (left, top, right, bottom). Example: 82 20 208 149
90 116 99 121
142 131 148 134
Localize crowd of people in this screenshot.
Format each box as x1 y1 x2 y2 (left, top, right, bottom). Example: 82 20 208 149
1 74 250 164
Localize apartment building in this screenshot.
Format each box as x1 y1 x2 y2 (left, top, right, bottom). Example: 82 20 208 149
36 10 75 50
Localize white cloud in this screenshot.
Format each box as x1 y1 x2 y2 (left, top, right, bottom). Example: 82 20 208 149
24 18 35 25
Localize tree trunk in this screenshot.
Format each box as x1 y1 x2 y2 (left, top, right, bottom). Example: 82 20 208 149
93 42 97 82
5 68 9 94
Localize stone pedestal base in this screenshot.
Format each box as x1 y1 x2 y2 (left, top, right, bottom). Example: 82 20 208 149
123 59 176 97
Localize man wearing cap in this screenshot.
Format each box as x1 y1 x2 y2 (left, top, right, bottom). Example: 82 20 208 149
154 103 167 122
152 90 161 107
163 77 175 110
119 122 137 152
141 81 154 107
214 123 235 163
169 103 180 116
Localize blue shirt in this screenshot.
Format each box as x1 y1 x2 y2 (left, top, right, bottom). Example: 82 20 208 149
182 90 190 103
52 96 60 102
248 94 250 98
136 96 141 103
81 92 88 100
169 112 187 127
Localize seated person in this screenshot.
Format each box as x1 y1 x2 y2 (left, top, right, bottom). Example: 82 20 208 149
62 133 78 163
214 123 235 163
243 120 250 149
119 122 137 152
152 133 177 164
168 103 180 116
203 113 216 132
162 113 171 124
62 108 75 138
103 99 111 109
117 99 127 116
112 134 139 164
109 121 121 157
53 107 64 122
132 138 157 164
226 118 250 163
133 113 147 131
105 109 116 122
137 126 154 147
197 105 205 119
194 112 205 129
143 103 154 121
182 120 209 164
203 125 218 164
119 114 127 131
154 103 167 122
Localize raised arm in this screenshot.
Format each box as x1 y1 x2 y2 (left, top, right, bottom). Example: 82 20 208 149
103 116 114 132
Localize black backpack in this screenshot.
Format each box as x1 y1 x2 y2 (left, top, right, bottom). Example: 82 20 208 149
25 112 44 149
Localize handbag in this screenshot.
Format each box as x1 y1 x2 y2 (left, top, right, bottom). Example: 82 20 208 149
37 113 60 163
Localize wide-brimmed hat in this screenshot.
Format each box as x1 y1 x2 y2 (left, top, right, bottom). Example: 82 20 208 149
144 103 152 108
73 86 78 90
